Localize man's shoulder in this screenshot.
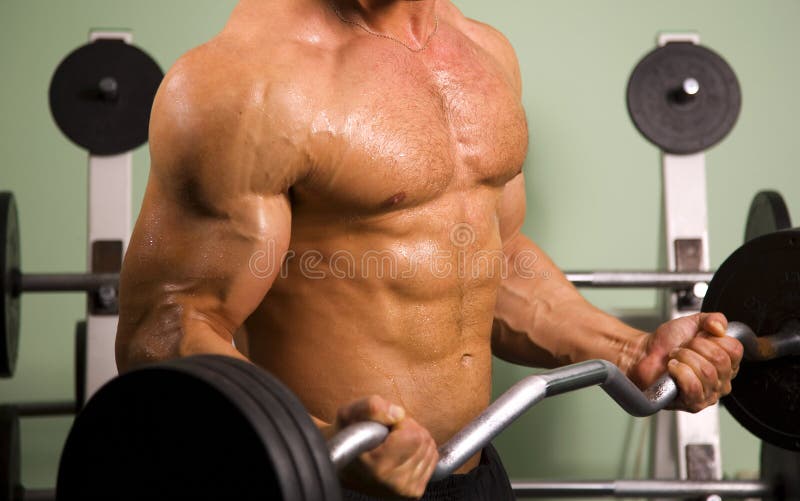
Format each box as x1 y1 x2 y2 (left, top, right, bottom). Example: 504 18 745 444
153 33 324 138
148 36 314 195
164 37 272 108
443 3 522 93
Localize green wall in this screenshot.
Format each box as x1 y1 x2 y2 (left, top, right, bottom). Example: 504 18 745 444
1 0 797 494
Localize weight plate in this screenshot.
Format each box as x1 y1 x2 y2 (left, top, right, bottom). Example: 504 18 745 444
74 321 87 410
627 42 741 154
703 229 800 451
0 192 20 378
252 363 342 501
187 357 309 501
0 406 21 501
745 191 792 242
49 39 163 155
57 356 287 501
761 441 800 500
206 356 342 501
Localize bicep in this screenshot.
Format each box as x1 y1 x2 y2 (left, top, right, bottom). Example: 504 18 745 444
124 176 291 325
117 172 292 358
117 56 296 363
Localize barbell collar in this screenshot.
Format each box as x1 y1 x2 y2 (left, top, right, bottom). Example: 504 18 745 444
511 479 771 498
565 271 714 288
17 272 119 294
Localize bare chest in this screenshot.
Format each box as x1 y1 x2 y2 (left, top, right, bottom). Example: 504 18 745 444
296 40 528 213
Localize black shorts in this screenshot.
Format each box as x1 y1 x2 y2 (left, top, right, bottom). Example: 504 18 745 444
341 444 515 501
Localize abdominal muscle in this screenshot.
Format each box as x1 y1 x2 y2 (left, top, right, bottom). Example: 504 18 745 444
244 215 503 472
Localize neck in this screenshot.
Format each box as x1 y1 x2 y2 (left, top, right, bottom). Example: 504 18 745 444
331 0 438 47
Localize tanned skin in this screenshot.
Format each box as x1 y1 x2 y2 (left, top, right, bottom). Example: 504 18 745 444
116 0 744 498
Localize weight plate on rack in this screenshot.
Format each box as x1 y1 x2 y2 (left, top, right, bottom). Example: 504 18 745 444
745 191 792 242
0 192 20 378
627 42 741 154
49 39 163 155
0 405 21 501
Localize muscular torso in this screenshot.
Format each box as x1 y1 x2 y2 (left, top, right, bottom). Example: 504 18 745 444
241 0 527 447
127 0 528 469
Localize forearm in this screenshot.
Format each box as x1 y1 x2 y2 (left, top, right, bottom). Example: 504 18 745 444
492 235 647 372
116 301 248 372
117 305 336 434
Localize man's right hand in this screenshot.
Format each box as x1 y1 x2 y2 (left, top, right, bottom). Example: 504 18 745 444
335 396 439 499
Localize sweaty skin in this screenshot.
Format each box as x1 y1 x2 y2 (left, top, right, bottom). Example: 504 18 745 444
116 0 743 497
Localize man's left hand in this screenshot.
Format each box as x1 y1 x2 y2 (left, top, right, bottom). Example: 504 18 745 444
627 313 744 412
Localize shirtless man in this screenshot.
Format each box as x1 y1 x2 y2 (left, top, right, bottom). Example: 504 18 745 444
115 1 744 499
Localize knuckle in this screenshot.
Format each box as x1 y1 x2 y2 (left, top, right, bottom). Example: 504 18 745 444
700 362 716 380
404 417 420 431
414 427 428 445
709 349 728 367
427 434 437 450
374 461 394 481
687 379 703 399
365 395 385 416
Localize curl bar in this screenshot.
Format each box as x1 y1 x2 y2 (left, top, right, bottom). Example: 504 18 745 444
329 321 798 481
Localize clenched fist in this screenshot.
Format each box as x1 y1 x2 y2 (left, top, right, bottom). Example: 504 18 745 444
335 395 439 499
628 312 744 412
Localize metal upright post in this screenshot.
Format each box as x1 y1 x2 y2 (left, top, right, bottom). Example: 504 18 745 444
650 31 724 494
81 30 133 402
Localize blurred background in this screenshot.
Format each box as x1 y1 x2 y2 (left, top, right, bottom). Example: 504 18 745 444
1 0 798 493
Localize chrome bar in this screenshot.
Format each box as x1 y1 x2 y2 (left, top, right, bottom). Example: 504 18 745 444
729 319 800 360
328 421 389 471
566 271 713 288
511 479 771 498
432 361 676 480
326 320 793 480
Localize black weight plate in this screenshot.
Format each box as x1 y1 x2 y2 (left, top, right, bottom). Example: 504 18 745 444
177 358 304 500
760 441 800 500
57 356 289 501
49 39 163 155
703 229 800 451
745 191 792 242
73 321 86 410
627 42 741 154
0 406 21 501
188 356 314 501
252 365 343 501
206 356 342 501
0 192 20 378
